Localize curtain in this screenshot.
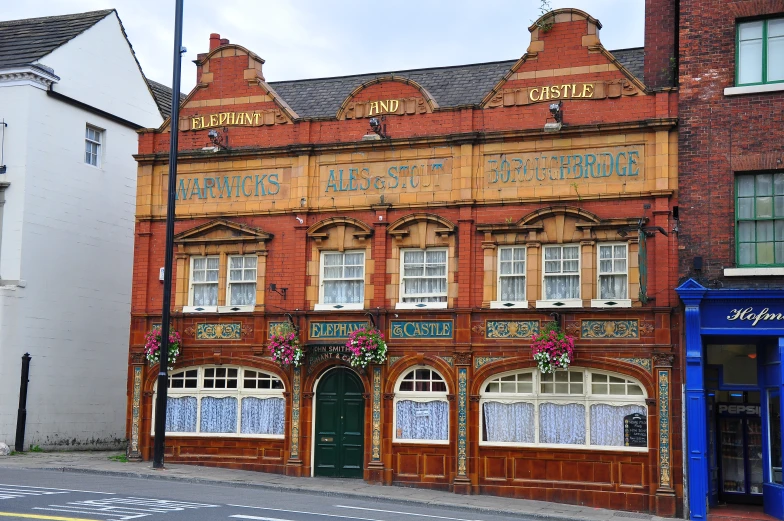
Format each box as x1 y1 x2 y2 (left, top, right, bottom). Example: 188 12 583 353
241 397 285 435
599 275 627 299
323 280 363 304
229 283 256 306
590 404 646 447
483 402 535 443
402 250 447 302
192 257 219 306
166 396 197 432
193 284 218 306
543 275 579 300
500 277 526 301
396 400 449 441
539 402 585 445
200 397 237 433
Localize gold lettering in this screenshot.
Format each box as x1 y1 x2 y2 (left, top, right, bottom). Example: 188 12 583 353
254 113 260 125
571 84 578 97
200 116 206 129
209 114 218 127
379 100 389 113
219 113 228 125
561 84 571 98
551 85 561 99
192 117 201 130
529 87 541 102
389 99 399 112
541 86 550 100
582 83 594 98
227 112 235 125
245 112 253 125
369 101 380 116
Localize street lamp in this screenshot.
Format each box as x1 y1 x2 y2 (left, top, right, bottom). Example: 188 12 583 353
153 0 185 469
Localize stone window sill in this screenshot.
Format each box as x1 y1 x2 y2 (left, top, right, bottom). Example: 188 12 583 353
724 267 784 277
724 84 784 96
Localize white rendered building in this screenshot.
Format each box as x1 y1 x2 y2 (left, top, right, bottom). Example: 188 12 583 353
0 10 169 449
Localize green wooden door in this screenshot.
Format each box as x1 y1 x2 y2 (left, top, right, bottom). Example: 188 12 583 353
314 368 365 478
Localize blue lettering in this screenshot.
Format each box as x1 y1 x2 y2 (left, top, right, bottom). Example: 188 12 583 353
500 159 511 183
255 174 267 196
176 178 191 200
326 170 338 192
628 150 640 177
204 178 216 198
373 176 386 190
359 168 371 190
388 167 399 189
559 156 571 180
217 176 233 197
616 152 628 176
550 156 560 180
190 178 203 199
585 154 597 178
513 159 523 182
242 176 253 197
572 154 583 179
536 157 546 181
487 160 499 184
409 165 418 188
348 168 358 191
267 173 280 195
338 169 349 191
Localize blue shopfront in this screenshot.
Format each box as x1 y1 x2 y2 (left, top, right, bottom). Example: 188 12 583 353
677 279 784 520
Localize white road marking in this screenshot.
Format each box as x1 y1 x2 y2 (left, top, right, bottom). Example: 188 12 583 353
34 498 219 520
0 485 114 496
229 506 383 521
230 516 294 521
335 505 482 521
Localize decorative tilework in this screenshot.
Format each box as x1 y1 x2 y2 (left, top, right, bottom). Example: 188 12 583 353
581 320 639 339
268 322 286 337
371 366 382 462
440 356 454 367
390 320 453 339
618 357 652 372
485 320 539 339
658 369 671 489
290 367 301 460
128 366 142 459
475 356 504 369
196 323 241 340
457 367 468 477
389 356 404 367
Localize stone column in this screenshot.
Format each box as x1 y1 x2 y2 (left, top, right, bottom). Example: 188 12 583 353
453 352 471 494
286 366 304 474
367 364 384 482
653 352 676 516
127 353 145 461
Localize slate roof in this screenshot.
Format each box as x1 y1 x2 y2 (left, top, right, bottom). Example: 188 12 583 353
0 10 114 69
266 47 645 119
147 80 187 120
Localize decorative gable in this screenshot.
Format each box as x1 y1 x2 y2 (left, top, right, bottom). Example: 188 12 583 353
337 77 439 120
174 219 272 252
481 8 646 110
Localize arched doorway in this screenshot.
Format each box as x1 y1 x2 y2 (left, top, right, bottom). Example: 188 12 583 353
314 367 365 478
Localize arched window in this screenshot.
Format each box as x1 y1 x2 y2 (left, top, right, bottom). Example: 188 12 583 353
153 366 285 437
480 367 647 450
394 367 449 444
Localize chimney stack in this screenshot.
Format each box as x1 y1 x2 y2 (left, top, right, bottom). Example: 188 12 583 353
209 33 221 51
644 0 678 89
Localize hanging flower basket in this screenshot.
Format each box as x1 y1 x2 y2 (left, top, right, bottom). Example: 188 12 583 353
346 327 387 368
145 326 181 370
530 321 575 374
267 322 305 368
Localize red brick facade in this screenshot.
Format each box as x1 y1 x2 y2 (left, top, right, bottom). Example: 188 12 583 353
128 9 682 516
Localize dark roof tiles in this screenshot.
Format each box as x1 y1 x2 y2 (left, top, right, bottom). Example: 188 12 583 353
0 10 114 69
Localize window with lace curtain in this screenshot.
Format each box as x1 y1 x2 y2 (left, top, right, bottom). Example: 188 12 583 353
480 368 647 450
228 256 257 308
394 367 449 444
189 256 220 309
398 248 448 309
538 244 581 307
186 255 257 312
592 243 631 308
316 251 365 310
492 246 527 308
153 366 285 437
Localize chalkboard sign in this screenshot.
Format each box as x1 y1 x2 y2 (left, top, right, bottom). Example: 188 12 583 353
624 413 647 447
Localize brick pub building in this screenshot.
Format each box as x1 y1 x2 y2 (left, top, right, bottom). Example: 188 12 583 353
676 0 784 520
127 8 682 516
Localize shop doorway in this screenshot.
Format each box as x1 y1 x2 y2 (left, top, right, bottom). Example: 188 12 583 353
314 367 365 478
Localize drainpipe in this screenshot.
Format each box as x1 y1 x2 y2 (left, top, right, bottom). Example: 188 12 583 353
0 180 8 278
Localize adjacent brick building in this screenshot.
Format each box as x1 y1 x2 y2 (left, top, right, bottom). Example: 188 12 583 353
128 8 681 516
676 1 784 520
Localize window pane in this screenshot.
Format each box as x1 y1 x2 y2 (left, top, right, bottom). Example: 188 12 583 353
500 276 525 301
241 397 284 435
500 248 513 261
207 257 219 269
200 397 238 433
758 174 774 195
539 403 586 444
404 250 424 264
600 274 627 299
563 246 579 259
324 253 343 266
739 242 755 265
758 197 774 218
230 282 256 306
599 245 612 259
769 20 784 82
758 242 775 264
483 402 535 443
739 20 764 41
738 21 764 84
738 176 755 196
544 275 579 299
230 257 243 269
758 220 774 241
738 197 754 219
166 397 197 432
344 252 363 265
395 400 449 441
426 250 447 263
739 221 756 241
193 284 218 306
545 247 561 260
590 404 646 446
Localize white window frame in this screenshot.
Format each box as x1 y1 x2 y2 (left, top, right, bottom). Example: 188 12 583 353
85 124 103 167
315 250 365 311
491 246 528 309
185 255 220 313
536 244 582 308
592 242 631 308
152 365 285 438
479 368 648 452
220 255 257 313
396 247 448 310
393 366 449 445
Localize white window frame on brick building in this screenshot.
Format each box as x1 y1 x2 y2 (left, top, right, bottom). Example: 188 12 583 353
491 246 527 308
187 256 220 312
536 244 581 308
397 248 448 309
393 366 449 445
315 250 365 311
592 243 631 308
84 125 103 167
226 255 257 312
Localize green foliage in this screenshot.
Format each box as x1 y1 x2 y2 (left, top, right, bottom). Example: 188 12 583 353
533 0 554 33
108 454 128 463
29 445 43 452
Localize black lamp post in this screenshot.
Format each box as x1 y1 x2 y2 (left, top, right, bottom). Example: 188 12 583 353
153 0 185 469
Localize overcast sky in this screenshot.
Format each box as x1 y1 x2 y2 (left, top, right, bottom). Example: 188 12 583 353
4 1 645 92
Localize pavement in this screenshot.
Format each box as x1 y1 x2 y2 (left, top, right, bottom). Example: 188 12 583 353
0 450 673 521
